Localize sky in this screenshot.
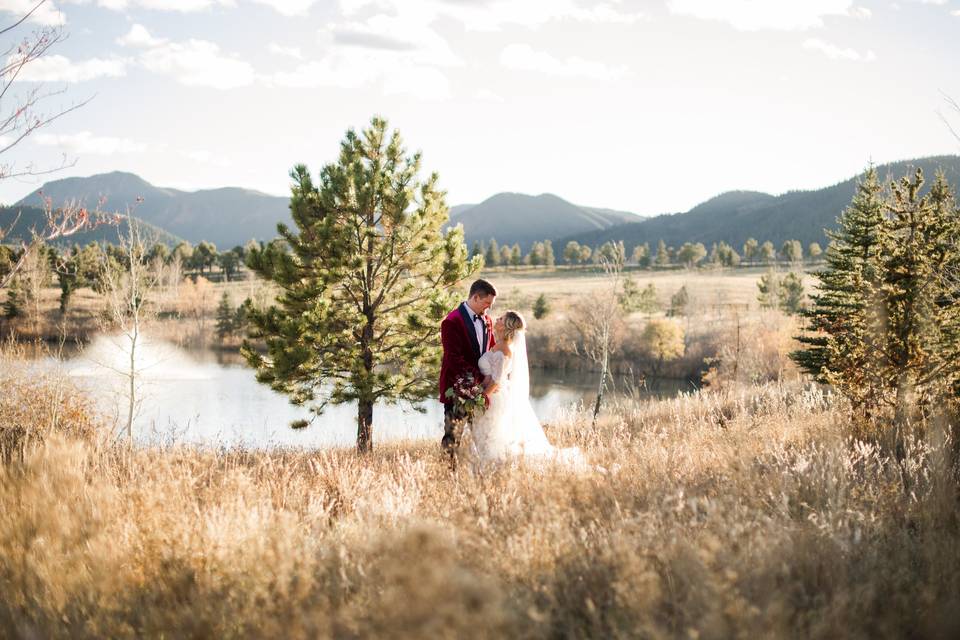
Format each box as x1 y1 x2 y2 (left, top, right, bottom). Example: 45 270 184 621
0 0 958 215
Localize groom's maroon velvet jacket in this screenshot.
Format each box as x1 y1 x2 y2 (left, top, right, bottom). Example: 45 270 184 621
439 305 495 403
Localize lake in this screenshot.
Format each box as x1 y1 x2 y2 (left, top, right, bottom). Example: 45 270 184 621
42 334 693 449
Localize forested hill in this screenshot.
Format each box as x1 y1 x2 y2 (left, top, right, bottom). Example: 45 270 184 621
0 204 183 247
559 155 960 253
15 172 290 249
446 192 641 251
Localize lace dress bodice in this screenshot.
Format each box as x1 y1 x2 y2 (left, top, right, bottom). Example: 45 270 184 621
478 350 511 383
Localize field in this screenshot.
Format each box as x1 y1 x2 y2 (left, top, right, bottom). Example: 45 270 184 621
4 266 956 638
2 345 958 638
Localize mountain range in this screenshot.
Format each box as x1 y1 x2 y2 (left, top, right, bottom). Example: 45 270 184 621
7 155 960 253
559 155 960 254
14 172 291 249
446 193 641 251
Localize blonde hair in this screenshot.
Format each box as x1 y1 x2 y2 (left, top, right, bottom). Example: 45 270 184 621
501 310 526 344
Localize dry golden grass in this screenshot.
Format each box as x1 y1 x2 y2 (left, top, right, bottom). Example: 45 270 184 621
1 356 958 639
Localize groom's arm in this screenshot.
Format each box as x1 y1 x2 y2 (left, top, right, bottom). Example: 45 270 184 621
441 317 474 373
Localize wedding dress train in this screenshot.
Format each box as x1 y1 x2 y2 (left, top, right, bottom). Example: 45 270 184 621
468 333 588 470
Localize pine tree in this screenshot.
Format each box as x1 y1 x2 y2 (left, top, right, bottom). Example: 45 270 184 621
756 270 780 309
242 117 478 452
215 291 234 341
655 239 670 266
3 276 25 319
543 240 555 268
778 272 805 314
485 238 500 267
532 293 550 319
470 241 483 261
669 284 689 317
743 238 758 263
620 279 658 316
499 244 512 267
791 167 887 406
527 241 544 267
877 170 960 430
510 244 522 267
564 241 581 265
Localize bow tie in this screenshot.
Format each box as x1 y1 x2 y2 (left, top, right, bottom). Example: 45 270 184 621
473 314 484 322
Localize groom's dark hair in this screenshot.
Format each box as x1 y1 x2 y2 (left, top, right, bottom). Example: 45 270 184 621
469 279 497 298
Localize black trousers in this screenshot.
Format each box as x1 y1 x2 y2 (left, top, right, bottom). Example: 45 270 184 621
441 402 459 456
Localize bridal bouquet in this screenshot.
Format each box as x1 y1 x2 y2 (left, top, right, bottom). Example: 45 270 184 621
445 371 486 422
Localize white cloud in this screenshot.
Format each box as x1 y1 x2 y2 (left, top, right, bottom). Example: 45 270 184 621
952 9 960 16
265 52 452 99
338 0 644 31
139 39 256 89
803 37 876 61
115 24 256 89
849 6 872 18
249 0 316 15
13 54 127 82
0 0 66 25
34 131 148 154
90 0 234 11
324 13 462 66
667 0 854 31
116 23 167 47
268 43 303 59
69 0 315 14
500 43 628 80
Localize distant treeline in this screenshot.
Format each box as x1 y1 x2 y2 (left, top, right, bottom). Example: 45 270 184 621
469 236 822 269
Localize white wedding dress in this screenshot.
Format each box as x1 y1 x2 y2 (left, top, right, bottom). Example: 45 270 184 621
468 332 588 470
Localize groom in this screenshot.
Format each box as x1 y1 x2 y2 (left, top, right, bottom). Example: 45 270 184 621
439 278 497 464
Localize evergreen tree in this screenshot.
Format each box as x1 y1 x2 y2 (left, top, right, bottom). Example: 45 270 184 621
499 244 512 267
743 238 758 263
532 293 550 319
564 241 581 265
655 239 670 266
215 291 234 341
778 272 805 314
527 241 544 266
792 167 887 406
470 241 483 261
543 240 555 268
484 238 500 267
876 170 960 430
669 284 689 317
58 242 102 314
621 279 659 316
579 244 593 265
242 117 478 452
633 242 651 268
757 270 780 309
510 243 522 267
3 276 25 319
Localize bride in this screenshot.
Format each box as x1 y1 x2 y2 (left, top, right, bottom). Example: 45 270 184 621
467 310 588 470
